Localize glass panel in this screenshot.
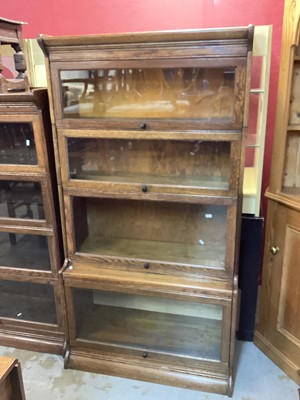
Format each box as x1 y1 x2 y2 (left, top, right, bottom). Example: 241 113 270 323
282 131 300 196
0 232 51 270
73 197 227 269
0 181 45 219
68 138 231 190
73 288 222 361
0 280 57 324
289 61 300 125
60 68 235 121
0 123 37 165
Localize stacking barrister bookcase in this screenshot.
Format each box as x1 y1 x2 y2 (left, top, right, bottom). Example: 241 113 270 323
0 90 66 354
39 26 253 395
0 17 66 354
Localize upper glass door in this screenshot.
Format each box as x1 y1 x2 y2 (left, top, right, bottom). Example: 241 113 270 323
54 61 246 130
0 122 37 165
66 137 233 193
60 67 236 121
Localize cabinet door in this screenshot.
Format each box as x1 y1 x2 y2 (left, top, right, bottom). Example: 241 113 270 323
64 195 237 277
0 179 45 221
0 116 47 172
0 279 57 324
62 275 236 394
70 287 224 361
255 201 300 384
60 134 241 197
0 230 51 271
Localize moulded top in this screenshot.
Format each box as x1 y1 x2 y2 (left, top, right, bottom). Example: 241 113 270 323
38 25 254 56
0 17 27 26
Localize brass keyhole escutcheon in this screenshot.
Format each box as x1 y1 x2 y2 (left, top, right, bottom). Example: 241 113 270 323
271 246 280 255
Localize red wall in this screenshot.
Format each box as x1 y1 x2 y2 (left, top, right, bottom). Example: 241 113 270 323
1 0 284 214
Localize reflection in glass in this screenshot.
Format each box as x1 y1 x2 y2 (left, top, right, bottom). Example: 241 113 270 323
68 138 231 190
73 197 227 269
0 280 57 324
0 232 51 270
73 288 222 360
60 68 235 120
0 181 44 219
0 123 37 165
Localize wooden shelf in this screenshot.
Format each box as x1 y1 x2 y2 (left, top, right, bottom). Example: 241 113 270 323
287 125 300 131
79 236 226 268
76 303 222 361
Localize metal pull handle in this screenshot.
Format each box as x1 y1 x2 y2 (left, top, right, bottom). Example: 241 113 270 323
271 246 280 255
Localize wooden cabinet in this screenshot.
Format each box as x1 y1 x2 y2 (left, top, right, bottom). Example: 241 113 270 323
0 356 26 400
39 27 253 395
256 201 300 383
0 90 65 354
255 0 300 386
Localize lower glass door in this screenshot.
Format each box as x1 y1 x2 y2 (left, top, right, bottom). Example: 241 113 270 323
0 279 57 324
72 288 223 361
0 231 51 271
0 180 45 220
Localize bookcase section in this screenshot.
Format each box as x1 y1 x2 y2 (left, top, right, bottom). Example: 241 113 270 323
39 27 253 395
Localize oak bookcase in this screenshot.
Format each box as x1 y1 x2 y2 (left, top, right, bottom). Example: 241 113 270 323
39 27 253 395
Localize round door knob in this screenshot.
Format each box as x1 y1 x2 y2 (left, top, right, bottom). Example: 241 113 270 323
271 246 280 255
140 123 147 130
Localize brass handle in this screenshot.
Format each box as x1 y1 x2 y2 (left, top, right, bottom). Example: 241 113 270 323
271 246 280 255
